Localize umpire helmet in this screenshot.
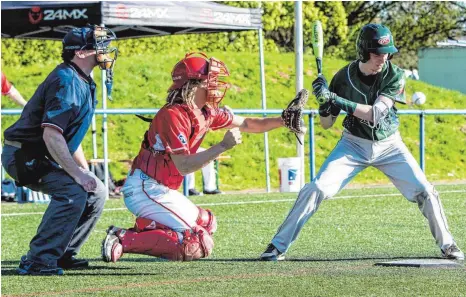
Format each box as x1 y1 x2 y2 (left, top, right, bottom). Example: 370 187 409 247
62 25 118 70
356 24 398 62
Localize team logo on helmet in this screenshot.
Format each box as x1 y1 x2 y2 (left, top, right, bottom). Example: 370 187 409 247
28 7 43 24
378 35 391 45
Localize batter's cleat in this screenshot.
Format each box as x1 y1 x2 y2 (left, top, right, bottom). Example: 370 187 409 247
17 255 64 276
441 244 464 260
260 243 285 261
102 226 124 263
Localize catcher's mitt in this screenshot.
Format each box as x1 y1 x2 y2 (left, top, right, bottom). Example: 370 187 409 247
281 89 309 145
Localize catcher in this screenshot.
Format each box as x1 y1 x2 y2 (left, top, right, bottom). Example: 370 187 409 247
102 52 308 262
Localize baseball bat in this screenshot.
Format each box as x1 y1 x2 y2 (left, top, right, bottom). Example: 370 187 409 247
311 20 326 104
311 20 323 75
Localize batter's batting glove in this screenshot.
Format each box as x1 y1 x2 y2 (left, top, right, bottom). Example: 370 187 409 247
318 101 332 117
312 76 334 105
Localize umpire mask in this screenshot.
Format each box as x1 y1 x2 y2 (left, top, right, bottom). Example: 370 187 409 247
63 25 118 99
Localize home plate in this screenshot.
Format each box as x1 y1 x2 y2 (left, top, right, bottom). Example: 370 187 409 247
375 259 463 268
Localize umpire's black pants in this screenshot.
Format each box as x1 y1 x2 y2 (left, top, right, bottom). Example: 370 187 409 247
1 144 107 267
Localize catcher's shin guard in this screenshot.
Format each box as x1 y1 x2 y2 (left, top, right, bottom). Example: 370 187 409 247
116 226 214 261
196 207 217 235
134 217 171 232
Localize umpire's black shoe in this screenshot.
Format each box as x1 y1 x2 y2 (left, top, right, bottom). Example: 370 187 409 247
260 243 285 261
203 189 223 195
17 255 64 276
57 257 89 269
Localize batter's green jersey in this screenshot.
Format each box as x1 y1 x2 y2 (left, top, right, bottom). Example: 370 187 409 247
329 60 406 141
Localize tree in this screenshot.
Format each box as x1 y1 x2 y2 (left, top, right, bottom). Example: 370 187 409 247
342 1 466 67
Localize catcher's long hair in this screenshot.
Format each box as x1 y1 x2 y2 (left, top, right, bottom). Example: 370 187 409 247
166 79 203 108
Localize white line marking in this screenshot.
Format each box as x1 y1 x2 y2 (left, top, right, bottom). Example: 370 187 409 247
2 190 465 217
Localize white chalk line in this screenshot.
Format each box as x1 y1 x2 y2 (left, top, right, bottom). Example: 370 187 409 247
2 189 465 217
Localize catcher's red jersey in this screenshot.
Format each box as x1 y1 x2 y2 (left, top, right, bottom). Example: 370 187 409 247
131 104 233 189
1 72 12 95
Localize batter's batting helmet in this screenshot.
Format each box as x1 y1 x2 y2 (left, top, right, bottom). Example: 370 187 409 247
169 52 230 107
356 24 398 63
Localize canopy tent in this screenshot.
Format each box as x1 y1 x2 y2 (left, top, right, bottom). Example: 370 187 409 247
1 1 271 196
1 1 262 38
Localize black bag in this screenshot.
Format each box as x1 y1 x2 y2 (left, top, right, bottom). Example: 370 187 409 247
1 178 17 202
90 162 117 192
14 147 55 186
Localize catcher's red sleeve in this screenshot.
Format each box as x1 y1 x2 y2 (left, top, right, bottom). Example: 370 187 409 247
210 108 234 130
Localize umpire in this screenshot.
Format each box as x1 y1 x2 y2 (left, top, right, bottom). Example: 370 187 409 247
1 25 118 275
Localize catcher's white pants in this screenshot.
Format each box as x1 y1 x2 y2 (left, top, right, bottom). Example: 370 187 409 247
122 169 199 232
271 131 456 253
185 148 217 192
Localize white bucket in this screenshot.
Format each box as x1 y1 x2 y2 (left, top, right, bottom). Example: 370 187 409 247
278 157 301 192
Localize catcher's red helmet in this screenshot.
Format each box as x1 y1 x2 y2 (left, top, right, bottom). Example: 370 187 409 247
169 52 229 107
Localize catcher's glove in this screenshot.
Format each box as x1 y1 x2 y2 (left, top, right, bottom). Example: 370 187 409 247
281 89 309 145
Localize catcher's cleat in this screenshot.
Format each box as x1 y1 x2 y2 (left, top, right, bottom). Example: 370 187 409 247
260 243 285 261
102 226 123 263
441 244 464 260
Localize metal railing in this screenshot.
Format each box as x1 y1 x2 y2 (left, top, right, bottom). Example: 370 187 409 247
2 109 466 193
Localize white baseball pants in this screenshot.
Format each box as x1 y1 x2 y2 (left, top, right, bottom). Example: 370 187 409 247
271 131 456 254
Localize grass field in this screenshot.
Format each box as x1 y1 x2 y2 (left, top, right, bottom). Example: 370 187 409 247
1 184 465 296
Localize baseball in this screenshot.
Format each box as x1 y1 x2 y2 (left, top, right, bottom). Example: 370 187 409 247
412 91 426 105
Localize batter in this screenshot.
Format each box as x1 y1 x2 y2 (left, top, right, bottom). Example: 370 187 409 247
260 24 464 261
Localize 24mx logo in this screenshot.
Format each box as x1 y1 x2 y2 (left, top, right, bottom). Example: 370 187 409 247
131 7 168 19
213 12 251 25
43 8 88 21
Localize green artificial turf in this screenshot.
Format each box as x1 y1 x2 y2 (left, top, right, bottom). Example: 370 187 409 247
2 184 465 296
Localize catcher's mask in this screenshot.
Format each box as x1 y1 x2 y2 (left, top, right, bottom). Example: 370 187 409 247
169 52 230 108
356 24 398 63
63 25 118 99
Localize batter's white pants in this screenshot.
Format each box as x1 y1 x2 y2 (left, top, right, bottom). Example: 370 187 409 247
271 131 456 254
185 148 217 192
122 169 199 233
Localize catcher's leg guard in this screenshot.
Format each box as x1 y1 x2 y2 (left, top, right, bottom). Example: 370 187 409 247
196 207 217 235
134 217 171 232
115 225 214 261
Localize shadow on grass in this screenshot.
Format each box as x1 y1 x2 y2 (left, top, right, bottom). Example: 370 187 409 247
284 256 444 262
199 256 443 262
1 266 163 277
1 256 445 268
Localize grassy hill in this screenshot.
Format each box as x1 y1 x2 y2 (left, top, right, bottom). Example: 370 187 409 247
2 50 466 191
